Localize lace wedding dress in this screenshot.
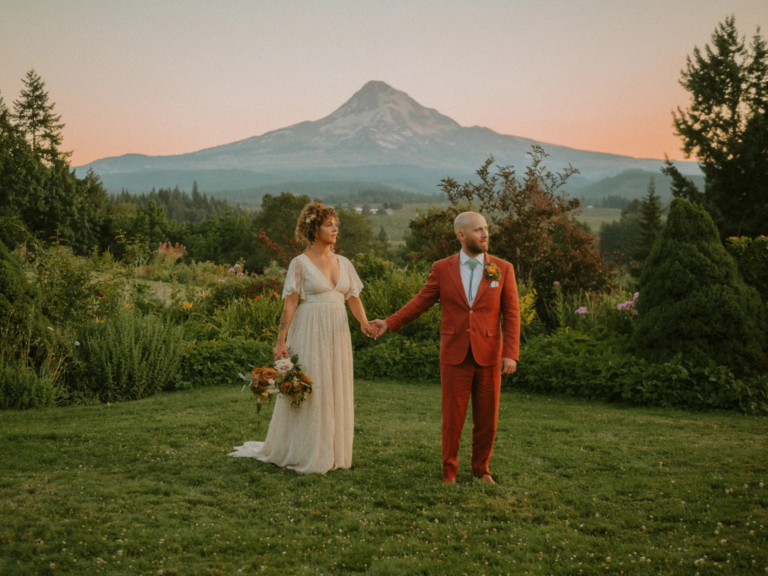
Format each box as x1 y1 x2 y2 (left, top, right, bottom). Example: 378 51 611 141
229 253 363 474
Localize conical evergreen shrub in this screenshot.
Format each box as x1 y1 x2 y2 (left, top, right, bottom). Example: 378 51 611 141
632 198 766 373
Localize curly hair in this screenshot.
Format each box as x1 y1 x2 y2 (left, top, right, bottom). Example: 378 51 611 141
295 202 339 246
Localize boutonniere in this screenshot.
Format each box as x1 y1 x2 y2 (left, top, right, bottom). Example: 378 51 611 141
484 261 501 282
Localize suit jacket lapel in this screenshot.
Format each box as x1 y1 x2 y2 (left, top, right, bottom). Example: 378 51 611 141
472 252 491 306
449 254 470 308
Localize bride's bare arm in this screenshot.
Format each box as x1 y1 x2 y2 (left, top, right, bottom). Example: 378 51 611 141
274 292 300 358
347 296 374 336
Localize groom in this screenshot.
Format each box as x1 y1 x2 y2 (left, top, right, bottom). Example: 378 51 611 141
371 212 520 484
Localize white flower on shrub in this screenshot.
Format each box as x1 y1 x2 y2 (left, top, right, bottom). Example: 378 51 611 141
275 358 294 374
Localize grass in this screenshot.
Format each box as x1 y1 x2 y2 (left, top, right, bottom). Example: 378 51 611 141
365 202 450 243
573 208 622 233
1 381 767 575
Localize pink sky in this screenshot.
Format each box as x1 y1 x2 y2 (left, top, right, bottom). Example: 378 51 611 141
1 1 765 167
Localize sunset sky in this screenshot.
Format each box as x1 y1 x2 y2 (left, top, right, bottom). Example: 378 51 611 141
1 0 766 167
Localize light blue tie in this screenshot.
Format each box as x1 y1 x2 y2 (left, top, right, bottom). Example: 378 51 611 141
467 258 478 306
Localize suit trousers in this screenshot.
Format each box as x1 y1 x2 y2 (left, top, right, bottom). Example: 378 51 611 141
440 345 501 480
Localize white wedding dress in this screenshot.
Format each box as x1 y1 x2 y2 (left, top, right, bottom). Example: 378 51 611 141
229 253 363 474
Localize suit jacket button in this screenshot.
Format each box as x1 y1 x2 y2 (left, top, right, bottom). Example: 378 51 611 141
467 329 470 333
469 310 473 314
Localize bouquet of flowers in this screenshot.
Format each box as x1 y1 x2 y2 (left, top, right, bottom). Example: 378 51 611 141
239 353 314 411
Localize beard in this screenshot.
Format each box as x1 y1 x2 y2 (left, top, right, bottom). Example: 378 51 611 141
465 237 489 255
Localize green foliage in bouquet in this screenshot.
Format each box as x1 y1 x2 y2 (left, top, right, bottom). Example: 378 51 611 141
511 327 768 414
632 199 767 374
72 311 186 402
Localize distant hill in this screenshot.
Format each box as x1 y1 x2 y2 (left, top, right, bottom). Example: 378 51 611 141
79 81 701 200
574 169 706 201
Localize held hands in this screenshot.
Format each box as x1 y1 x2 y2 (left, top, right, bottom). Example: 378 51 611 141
361 321 382 339
369 319 389 338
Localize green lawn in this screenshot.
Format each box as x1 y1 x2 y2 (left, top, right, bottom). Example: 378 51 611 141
1 381 766 575
365 202 450 244
573 208 623 233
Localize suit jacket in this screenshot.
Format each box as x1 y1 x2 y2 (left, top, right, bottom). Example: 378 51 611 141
386 253 521 366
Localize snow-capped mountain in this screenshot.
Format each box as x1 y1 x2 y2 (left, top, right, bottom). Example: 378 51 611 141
79 80 699 194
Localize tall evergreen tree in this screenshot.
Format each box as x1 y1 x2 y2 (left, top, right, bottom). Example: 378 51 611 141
671 16 768 237
12 69 68 164
632 177 664 270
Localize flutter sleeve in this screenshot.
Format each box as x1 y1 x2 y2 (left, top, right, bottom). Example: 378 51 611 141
344 258 364 300
282 257 304 299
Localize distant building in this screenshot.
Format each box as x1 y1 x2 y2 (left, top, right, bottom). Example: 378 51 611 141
385 208 394 215
369 208 379 215
354 207 363 214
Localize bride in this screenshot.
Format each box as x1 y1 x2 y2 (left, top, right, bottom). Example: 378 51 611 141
229 202 374 474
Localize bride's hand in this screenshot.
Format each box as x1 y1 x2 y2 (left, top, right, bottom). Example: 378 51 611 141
273 341 289 360
360 321 377 339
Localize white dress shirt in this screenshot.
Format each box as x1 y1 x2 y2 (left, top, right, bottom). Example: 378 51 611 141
459 250 485 307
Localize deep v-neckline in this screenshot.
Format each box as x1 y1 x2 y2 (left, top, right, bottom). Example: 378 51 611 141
303 253 342 290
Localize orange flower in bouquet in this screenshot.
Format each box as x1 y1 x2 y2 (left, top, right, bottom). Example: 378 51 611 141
239 353 314 411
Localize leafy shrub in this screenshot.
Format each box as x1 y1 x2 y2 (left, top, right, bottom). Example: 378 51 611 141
353 265 441 348
353 335 441 381
0 238 44 333
633 199 767 373
179 336 274 388
173 260 226 286
32 242 130 325
726 235 768 305
202 294 283 341
352 251 395 284
510 327 768 414
0 359 56 410
73 311 186 402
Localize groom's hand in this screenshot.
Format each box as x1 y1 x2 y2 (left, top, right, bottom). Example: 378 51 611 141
370 319 389 338
500 358 517 375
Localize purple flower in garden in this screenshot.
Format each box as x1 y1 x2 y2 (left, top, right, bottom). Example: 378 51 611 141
553 281 560 287
633 292 639 301
632 310 638 316
227 268 236 274
234 263 242 270
238 272 244 277
575 307 588 315
218 279 226 284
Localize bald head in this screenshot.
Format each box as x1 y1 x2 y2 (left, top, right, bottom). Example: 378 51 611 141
454 211 485 233
454 212 489 256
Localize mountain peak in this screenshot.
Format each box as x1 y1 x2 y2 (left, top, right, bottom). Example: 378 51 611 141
322 80 460 137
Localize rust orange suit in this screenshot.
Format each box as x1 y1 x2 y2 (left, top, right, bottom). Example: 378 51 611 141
386 253 520 481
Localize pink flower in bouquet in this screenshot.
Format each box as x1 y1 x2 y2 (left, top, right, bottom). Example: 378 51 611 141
575 307 588 315
275 358 294 374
